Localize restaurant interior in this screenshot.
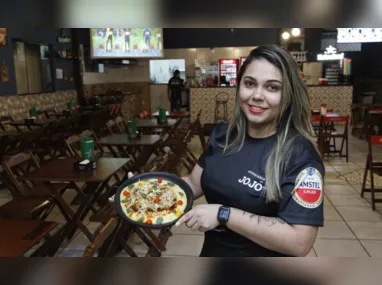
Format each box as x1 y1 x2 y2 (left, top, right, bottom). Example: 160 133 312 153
0 27 382 258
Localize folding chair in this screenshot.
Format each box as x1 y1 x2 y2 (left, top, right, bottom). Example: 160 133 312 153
317 115 349 162
1 151 68 220
361 135 382 211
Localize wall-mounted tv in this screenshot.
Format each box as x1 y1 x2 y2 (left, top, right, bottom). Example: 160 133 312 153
337 28 382 43
149 59 186 84
90 28 163 59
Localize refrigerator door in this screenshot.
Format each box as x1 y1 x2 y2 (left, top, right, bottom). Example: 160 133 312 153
303 62 323 85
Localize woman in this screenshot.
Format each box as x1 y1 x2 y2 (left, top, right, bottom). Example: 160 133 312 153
177 45 325 257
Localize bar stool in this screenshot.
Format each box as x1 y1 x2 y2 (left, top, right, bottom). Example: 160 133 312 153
214 92 229 124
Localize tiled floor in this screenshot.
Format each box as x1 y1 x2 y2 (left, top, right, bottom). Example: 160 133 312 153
1 131 382 257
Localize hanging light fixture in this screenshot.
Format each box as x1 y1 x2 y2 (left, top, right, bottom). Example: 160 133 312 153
292 28 301 37
282 32 290 40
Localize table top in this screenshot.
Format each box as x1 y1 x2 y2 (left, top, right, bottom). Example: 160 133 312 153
0 220 58 257
20 157 130 183
10 118 56 126
136 119 177 128
0 130 19 138
97 134 161 147
351 103 382 108
152 111 190 118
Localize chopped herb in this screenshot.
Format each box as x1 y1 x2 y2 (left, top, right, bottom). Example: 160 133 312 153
156 217 164 224
172 210 177 214
140 193 147 198
126 209 131 213
121 199 129 203
137 217 145 223
143 179 149 182
178 192 184 197
128 184 134 189
153 184 157 190
167 182 175 187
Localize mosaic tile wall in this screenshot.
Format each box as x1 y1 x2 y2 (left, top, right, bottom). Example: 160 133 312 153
190 86 353 125
0 90 77 121
84 82 151 118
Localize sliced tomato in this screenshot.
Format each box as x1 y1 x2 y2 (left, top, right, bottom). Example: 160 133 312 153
154 198 161 203
177 200 183 205
146 219 153 225
157 178 162 184
123 191 129 196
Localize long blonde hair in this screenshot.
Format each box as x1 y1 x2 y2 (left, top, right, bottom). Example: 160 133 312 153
224 45 319 203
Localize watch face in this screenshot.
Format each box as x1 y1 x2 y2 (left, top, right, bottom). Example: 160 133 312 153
218 207 230 225
219 209 229 220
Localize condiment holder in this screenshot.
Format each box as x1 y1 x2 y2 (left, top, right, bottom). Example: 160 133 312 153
73 159 97 172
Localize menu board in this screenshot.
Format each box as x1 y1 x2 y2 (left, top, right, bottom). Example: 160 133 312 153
337 28 382 43
149 59 186 84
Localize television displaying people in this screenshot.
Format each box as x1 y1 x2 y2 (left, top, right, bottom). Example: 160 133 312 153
91 28 163 58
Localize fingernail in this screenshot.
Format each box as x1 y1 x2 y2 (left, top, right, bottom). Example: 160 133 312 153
175 222 180 227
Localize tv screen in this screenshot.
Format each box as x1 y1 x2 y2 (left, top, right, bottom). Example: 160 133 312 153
149 59 186 84
337 28 382 43
90 28 163 58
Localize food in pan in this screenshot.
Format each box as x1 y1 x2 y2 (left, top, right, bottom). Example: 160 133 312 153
119 178 187 225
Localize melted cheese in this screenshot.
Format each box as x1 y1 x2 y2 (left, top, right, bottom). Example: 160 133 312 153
120 178 187 224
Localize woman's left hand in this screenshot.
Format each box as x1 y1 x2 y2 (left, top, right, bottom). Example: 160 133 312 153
175 204 221 232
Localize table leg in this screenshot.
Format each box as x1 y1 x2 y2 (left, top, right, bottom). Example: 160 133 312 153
44 182 94 241
98 219 138 257
66 181 111 240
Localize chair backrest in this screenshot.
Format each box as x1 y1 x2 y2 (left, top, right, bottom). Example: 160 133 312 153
0 116 15 131
323 115 349 124
311 115 322 122
368 136 382 165
82 217 118 257
216 92 229 103
371 136 382 145
65 130 98 158
3 151 40 197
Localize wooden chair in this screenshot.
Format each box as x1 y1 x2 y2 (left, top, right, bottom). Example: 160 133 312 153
1 151 68 220
44 108 57 119
316 115 349 162
0 219 59 257
0 116 18 132
82 217 120 257
361 135 382 211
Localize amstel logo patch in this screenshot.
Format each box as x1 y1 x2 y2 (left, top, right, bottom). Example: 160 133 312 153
292 167 323 209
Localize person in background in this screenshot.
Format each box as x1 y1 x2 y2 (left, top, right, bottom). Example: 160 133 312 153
105 28 114 52
177 45 325 257
143 28 152 53
168 70 184 112
123 28 131 53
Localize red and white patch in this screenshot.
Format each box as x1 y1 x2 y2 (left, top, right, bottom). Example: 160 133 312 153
292 167 323 209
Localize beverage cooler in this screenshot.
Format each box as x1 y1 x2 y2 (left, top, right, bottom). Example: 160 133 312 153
219 58 239 86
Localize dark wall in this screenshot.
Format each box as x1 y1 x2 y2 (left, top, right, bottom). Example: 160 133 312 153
350 42 382 78
0 28 74 96
163 28 278 49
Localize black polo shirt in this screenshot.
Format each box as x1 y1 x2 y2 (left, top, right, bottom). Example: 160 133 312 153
197 123 325 257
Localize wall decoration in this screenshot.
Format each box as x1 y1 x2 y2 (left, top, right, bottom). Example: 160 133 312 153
0 28 7 46
0 61 9 82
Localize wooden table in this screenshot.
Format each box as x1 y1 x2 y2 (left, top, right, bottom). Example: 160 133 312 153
97 134 161 147
19 156 130 255
136 119 177 129
97 134 161 172
0 220 58 257
351 104 382 138
10 118 56 131
0 130 19 138
151 111 190 118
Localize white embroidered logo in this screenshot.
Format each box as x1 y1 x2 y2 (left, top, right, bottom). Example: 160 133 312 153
238 171 266 192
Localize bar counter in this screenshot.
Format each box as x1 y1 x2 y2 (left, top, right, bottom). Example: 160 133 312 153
190 85 353 125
